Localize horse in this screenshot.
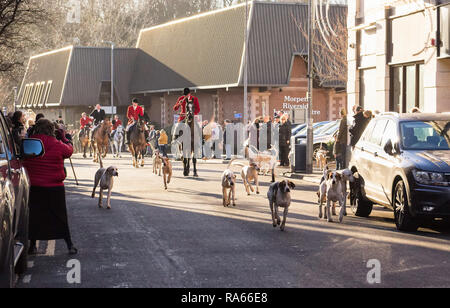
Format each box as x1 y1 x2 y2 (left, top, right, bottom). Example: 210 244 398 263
110 124 124 158
180 100 201 177
79 125 93 158
92 119 112 164
128 118 147 168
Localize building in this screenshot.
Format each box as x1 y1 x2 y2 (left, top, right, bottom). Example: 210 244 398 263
347 0 450 114
17 1 347 128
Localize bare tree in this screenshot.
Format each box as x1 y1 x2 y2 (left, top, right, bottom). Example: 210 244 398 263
293 3 347 87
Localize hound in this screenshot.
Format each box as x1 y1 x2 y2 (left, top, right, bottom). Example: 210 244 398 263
316 148 328 170
221 159 237 207
153 150 162 176
232 159 261 195
162 156 172 190
92 166 119 209
267 180 296 231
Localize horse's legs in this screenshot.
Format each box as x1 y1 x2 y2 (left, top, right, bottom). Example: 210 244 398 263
193 157 198 177
140 148 145 167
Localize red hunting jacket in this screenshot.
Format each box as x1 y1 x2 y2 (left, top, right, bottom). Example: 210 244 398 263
127 105 144 125
80 117 93 129
113 119 122 130
23 134 73 187
173 95 200 122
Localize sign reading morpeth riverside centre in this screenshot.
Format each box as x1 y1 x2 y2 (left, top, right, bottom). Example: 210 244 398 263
282 96 321 115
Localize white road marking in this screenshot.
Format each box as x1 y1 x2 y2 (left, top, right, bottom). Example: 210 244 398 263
22 275 32 284
46 240 55 256
27 261 34 268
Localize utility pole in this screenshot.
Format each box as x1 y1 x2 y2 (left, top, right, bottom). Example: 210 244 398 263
244 0 249 126
306 0 315 174
103 41 115 117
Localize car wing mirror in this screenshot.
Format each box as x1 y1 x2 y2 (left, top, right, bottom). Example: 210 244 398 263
384 139 394 155
21 138 45 159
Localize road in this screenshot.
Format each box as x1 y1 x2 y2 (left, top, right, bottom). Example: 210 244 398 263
18 154 450 288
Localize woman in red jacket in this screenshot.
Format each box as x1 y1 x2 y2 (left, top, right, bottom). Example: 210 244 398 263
23 119 77 255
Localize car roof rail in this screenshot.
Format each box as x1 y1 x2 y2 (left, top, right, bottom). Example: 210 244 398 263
380 112 399 117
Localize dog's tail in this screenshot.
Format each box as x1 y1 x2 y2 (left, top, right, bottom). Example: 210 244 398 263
230 161 246 168
227 158 237 169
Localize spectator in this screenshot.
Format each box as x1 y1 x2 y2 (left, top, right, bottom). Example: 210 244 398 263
349 106 365 148
279 114 292 166
158 129 168 157
223 120 232 160
11 111 27 145
147 125 156 156
23 119 77 255
335 109 348 170
27 113 45 137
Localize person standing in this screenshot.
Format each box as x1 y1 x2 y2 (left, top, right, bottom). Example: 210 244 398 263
11 110 27 146
24 119 77 255
223 119 232 160
279 114 292 167
126 98 144 144
335 109 348 170
349 106 365 148
158 129 169 157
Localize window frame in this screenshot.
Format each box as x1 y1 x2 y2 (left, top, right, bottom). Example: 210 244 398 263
389 63 424 113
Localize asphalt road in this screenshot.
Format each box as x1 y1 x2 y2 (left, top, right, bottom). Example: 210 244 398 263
17 154 450 288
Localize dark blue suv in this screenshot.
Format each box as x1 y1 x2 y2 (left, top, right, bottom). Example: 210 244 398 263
0 112 44 287
349 113 450 232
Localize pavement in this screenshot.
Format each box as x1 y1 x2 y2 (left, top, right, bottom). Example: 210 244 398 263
17 154 450 288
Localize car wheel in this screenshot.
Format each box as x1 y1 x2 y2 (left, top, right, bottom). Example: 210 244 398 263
15 199 29 275
394 180 419 232
0 222 15 288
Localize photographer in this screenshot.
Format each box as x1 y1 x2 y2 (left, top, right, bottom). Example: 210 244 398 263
23 119 78 255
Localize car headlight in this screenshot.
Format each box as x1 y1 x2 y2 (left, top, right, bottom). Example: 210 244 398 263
412 170 448 186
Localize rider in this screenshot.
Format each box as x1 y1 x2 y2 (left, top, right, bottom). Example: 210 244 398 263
89 104 106 140
173 88 200 123
126 98 144 145
111 115 123 139
80 112 93 130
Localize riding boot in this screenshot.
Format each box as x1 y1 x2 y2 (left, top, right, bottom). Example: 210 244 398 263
193 158 198 177
183 158 189 177
126 130 131 145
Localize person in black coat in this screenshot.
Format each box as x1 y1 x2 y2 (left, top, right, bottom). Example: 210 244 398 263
349 106 365 147
90 104 106 126
279 114 292 166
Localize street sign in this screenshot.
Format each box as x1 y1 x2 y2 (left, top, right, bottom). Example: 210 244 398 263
234 113 243 119
102 106 117 114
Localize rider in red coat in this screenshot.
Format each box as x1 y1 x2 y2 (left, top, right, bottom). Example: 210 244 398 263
174 88 200 122
126 98 145 144
80 113 93 129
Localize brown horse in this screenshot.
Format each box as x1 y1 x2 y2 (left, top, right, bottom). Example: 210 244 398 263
79 125 92 158
92 119 112 164
128 118 147 168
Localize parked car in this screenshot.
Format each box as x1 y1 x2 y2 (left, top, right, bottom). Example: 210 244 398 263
297 120 341 157
349 113 450 232
0 113 44 287
293 121 331 139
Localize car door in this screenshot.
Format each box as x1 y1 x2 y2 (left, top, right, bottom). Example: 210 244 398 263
360 119 388 201
0 124 13 264
0 115 25 236
352 119 377 192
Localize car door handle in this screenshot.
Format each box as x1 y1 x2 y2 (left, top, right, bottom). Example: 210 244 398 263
374 152 378 157
361 147 365 152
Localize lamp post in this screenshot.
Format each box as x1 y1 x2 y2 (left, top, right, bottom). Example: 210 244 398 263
102 41 115 117
243 0 249 125
306 0 315 174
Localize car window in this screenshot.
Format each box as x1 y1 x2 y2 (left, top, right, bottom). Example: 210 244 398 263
400 121 450 150
381 120 398 146
368 120 388 146
0 116 16 159
0 130 6 159
361 120 376 142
